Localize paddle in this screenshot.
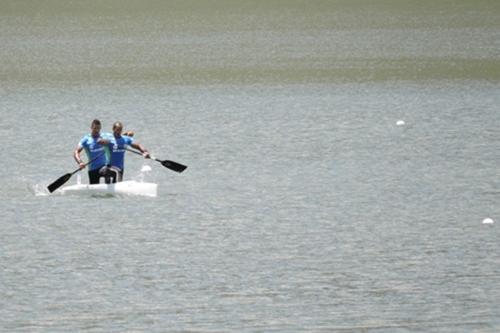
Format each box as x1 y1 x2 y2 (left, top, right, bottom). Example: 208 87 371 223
126 147 187 173
47 154 103 193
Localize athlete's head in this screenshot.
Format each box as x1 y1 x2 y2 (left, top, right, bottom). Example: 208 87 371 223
113 121 123 137
90 119 101 136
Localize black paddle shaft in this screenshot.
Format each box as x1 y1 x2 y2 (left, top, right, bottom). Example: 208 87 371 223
126 147 187 173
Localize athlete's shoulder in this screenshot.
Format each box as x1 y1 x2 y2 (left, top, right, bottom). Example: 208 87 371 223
101 132 113 139
98 133 112 145
78 134 92 146
124 135 134 144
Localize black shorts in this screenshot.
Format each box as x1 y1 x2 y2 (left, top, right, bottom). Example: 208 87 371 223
100 165 124 184
88 167 105 184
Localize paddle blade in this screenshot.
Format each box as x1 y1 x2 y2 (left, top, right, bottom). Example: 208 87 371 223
160 160 187 173
47 173 72 193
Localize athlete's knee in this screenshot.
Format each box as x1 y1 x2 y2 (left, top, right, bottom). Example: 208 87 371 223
109 167 122 183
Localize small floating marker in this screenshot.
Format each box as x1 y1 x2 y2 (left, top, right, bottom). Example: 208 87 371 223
396 120 405 126
482 218 494 224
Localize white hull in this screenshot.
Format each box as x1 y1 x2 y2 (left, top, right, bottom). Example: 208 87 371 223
60 180 157 197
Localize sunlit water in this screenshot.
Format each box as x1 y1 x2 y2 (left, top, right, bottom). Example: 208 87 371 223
1 1 499 332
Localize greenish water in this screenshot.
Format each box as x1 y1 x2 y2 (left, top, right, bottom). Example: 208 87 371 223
1 1 499 332
1 0 499 85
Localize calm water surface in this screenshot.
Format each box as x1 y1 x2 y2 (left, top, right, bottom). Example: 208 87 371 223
1 1 499 332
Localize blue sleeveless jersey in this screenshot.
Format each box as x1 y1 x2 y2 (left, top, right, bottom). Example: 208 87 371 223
78 134 108 171
106 135 134 171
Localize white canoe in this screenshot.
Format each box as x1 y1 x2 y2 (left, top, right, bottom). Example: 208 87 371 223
60 180 157 197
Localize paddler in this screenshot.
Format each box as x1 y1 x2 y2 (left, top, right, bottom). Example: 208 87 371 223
100 121 150 183
73 119 109 184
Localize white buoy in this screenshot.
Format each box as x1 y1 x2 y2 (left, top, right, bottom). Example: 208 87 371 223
141 165 152 173
396 120 405 126
482 218 494 224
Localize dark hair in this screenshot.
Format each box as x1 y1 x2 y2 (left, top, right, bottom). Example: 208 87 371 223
91 119 101 127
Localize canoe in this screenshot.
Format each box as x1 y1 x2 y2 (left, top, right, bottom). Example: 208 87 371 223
59 180 157 197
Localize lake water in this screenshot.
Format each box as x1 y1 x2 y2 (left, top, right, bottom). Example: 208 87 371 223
1 1 499 332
